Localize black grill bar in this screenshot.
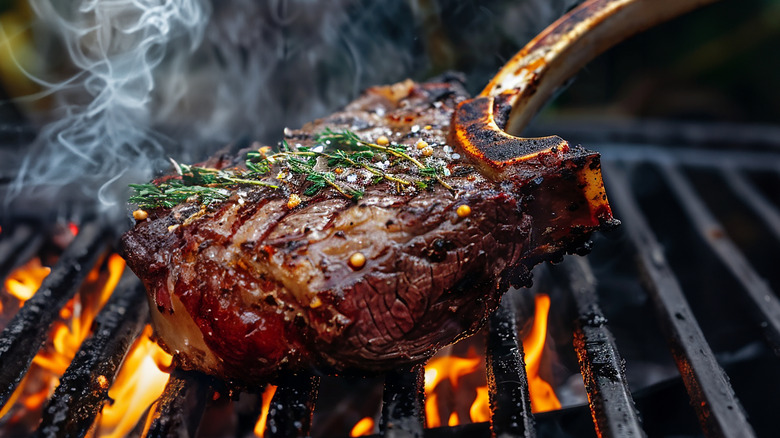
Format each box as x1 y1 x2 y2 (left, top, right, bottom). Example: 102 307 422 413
265 373 320 438
0 221 105 409
658 164 780 354
0 222 44 281
145 369 212 438
556 257 645 438
486 294 535 438
604 162 757 438
721 167 780 242
380 365 425 438
33 273 148 438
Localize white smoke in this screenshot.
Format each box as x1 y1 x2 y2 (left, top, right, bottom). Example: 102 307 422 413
7 0 209 211
1 0 581 221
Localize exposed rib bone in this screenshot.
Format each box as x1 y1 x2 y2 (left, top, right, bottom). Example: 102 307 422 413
451 0 720 177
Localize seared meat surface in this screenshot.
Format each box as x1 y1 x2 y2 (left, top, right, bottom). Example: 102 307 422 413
121 75 615 383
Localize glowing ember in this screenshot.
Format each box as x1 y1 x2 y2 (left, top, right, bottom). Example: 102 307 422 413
350 416 375 437
3 257 50 305
68 222 79 236
95 325 172 438
254 384 278 437
522 294 561 412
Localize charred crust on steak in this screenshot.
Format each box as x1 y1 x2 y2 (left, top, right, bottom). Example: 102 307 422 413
121 77 617 384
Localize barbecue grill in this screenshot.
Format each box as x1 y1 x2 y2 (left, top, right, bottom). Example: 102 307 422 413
2 0 780 437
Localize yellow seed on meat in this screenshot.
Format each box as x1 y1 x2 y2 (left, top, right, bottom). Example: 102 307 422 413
416 140 428 149
310 296 322 309
349 252 366 269
457 204 471 218
376 135 390 146
421 146 434 157
132 209 148 221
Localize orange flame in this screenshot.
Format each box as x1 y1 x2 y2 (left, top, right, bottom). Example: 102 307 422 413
254 384 278 437
31 255 125 375
423 355 481 428
4 257 51 305
350 416 375 437
469 386 490 423
414 292 560 431
522 294 561 412
94 324 173 438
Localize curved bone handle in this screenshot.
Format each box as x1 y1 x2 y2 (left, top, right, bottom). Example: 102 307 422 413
451 0 719 179
483 0 719 134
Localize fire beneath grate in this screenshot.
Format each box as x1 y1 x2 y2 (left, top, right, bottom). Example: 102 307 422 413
2 122 780 437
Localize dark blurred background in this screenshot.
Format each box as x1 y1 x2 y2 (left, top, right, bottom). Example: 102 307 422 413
0 0 777 215
3 0 779 132
540 0 780 125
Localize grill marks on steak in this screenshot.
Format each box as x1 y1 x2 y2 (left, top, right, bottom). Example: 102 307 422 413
121 76 615 383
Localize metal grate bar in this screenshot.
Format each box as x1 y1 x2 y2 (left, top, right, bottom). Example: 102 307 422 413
145 370 212 438
486 295 535 438
658 164 780 354
380 365 425 438
721 167 780 242
0 221 105 408
0 223 43 281
265 373 320 438
604 162 757 438
34 273 148 438
556 257 645 438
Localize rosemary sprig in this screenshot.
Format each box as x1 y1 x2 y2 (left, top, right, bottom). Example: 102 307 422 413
315 128 453 190
130 161 278 209
177 162 279 189
130 128 453 210
282 154 364 199
129 181 231 209
267 149 411 189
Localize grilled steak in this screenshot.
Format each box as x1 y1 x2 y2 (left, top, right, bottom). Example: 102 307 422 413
121 74 616 383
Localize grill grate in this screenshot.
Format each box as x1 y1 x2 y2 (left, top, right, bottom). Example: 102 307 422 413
2 123 780 437
604 163 755 437
34 273 148 438
485 298 535 438
564 256 643 438
0 222 106 408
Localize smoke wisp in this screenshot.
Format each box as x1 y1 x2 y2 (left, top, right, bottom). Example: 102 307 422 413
6 0 209 212
1 0 581 222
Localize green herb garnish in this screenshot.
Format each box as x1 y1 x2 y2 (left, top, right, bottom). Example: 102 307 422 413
130 129 453 210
